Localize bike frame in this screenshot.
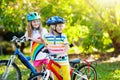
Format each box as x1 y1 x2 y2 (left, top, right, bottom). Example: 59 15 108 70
15 47 37 74
3 47 37 78
47 59 63 80
43 55 89 80
1 36 39 80
2 55 16 79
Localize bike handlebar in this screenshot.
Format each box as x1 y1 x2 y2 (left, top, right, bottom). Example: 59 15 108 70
11 36 26 43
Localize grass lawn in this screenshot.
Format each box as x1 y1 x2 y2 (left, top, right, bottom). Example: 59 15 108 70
1 55 120 80
96 61 120 80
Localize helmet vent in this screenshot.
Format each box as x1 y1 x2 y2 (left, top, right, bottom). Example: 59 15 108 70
30 14 33 16
34 13 36 16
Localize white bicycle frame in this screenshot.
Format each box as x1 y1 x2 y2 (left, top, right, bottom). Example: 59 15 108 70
72 68 88 80
43 69 50 80
2 55 16 80
35 52 89 80
41 65 88 80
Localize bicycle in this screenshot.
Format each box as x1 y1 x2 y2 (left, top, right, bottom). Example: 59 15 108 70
28 50 97 80
0 36 52 80
70 58 97 80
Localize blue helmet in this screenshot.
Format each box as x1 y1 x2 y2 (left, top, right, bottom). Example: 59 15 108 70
46 16 65 25
27 12 40 22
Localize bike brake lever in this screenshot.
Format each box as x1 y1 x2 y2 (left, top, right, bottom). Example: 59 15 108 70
11 36 18 42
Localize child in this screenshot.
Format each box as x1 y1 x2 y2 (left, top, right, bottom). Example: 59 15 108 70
44 16 71 80
24 12 49 73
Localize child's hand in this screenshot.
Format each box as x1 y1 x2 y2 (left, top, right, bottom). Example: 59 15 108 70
57 54 66 59
57 55 65 60
27 37 32 41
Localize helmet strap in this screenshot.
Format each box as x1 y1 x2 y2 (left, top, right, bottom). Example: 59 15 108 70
54 24 61 34
53 25 63 41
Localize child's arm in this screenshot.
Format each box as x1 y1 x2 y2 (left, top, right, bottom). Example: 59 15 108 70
57 35 69 57
56 44 69 58
28 28 48 44
64 44 69 53
28 38 44 44
64 35 69 53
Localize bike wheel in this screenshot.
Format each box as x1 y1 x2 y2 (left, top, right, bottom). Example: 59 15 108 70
28 72 52 80
0 60 21 80
73 64 97 80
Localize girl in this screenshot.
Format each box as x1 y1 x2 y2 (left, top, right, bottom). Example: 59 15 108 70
25 12 48 73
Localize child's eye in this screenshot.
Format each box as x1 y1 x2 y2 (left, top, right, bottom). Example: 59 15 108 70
59 25 63 27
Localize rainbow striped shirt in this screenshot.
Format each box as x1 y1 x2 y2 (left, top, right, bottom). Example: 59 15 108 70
31 41 44 61
44 33 68 55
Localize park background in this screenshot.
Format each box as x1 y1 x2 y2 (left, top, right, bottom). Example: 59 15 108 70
1 0 120 80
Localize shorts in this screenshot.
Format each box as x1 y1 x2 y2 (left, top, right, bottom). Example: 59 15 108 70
53 56 71 80
33 59 49 67
53 61 71 80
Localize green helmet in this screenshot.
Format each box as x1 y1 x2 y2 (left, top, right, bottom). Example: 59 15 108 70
27 12 40 22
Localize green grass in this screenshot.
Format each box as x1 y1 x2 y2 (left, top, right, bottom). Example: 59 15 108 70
1 55 120 80
96 61 120 80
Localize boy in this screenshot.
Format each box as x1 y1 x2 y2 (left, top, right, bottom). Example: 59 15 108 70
44 16 71 80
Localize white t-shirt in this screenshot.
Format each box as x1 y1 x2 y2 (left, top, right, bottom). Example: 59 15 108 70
24 28 48 61
24 28 48 48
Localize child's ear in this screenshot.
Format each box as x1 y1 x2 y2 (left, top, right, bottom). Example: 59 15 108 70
51 25 55 29
53 26 56 30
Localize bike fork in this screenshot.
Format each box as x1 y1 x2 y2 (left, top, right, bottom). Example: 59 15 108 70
43 69 50 80
2 55 16 80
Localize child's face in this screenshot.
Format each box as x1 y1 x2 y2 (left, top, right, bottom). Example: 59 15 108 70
55 23 65 33
31 19 40 28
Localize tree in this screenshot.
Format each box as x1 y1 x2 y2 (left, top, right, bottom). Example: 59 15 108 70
1 0 120 54
86 0 120 54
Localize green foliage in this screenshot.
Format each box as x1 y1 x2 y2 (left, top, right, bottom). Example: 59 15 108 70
0 0 27 32
1 0 120 54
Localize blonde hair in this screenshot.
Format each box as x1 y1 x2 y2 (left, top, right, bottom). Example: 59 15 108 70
27 20 43 37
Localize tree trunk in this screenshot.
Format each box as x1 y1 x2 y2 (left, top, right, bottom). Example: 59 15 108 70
20 43 25 53
111 37 120 54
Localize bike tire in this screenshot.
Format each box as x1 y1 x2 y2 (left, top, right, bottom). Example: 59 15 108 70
28 72 53 80
0 60 22 80
73 64 97 80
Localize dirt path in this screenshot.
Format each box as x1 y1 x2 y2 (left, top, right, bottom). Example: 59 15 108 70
68 53 120 63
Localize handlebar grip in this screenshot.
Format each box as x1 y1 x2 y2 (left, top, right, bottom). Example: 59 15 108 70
11 36 26 42
28 39 32 41
42 49 50 53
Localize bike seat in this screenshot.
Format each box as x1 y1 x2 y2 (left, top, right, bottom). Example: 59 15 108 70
69 58 80 64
